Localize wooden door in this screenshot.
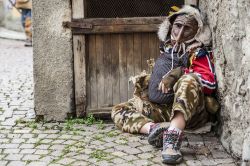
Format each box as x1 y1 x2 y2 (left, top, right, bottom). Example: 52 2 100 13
86 32 160 115
70 0 188 117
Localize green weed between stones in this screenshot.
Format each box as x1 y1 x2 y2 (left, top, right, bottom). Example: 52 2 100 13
15 118 24 124
27 121 37 129
90 150 110 161
93 134 105 141
118 137 129 145
34 140 42 147
15 114 105 133
0 107 4 112
15 119 38 129
62 144 71 154
26 160 32 165
64 115 104 131
62 142 85 155
97 120 105 130
72 131 79 135
107 130 120 137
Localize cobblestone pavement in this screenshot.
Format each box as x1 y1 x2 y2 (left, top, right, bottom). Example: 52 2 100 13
0 38 239 166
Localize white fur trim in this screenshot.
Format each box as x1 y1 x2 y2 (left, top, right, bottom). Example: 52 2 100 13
157 5 211 45
195 24 211 45
158 19 171 42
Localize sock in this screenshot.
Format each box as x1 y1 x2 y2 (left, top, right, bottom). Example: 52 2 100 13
167 125 182 134
147 122 156 134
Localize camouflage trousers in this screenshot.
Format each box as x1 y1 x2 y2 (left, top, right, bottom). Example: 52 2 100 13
111 74 208 134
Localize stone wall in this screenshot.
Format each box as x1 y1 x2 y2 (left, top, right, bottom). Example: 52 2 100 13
200 0 250 161
33 0 74 121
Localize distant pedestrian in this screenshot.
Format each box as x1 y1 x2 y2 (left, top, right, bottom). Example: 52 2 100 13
9 0 32 46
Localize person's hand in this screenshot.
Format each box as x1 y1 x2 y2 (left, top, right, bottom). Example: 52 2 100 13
158 67 184 93
158 77 175 93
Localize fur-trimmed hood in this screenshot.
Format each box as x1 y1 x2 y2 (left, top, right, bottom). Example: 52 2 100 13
158 5 211 46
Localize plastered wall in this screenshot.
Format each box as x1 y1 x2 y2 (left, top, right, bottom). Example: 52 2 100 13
33 0 74 121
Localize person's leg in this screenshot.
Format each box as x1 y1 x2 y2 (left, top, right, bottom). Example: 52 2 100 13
169 111 185 130
147 103 172 147
21 9 26 28
140 122 155 134
162 74 205 164
24 9 32 46
111 99 152 134
111 98 168 134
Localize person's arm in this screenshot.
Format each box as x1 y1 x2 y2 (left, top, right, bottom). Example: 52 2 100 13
186 50 217 94
158 67 184 93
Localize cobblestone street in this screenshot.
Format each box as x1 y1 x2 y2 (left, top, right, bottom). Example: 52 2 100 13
0 38 239 166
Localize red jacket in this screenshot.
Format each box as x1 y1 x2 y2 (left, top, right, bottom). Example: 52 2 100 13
184 49 217 95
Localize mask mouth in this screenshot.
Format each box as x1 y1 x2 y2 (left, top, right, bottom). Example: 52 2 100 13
171 34 196 45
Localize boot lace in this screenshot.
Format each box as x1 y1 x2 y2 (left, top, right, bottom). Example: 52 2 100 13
163 130 183 151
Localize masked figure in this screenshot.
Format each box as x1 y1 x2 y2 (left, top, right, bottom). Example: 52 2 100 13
111 5 218 164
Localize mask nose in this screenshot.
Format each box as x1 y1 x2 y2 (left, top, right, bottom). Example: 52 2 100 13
175 26 184 43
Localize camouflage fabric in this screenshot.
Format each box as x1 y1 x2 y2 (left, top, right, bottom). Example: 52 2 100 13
111 73 207 134
112 71 172 134
111 98 171 134
171 73 208 129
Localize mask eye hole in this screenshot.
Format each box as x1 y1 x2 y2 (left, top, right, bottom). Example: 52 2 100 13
174 23 182 28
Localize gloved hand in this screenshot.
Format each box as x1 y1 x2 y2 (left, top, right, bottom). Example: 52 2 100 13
158 67 184 93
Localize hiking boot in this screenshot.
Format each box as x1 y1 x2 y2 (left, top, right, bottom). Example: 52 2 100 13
148 122 169 148
161 129 184 164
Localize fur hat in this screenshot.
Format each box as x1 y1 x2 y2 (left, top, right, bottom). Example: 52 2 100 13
158 5 211 46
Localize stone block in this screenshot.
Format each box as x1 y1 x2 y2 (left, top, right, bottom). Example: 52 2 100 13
111 158 126 164
20 149 36 154
137 153 154 159
19 144 35 149
5 154 23 160
7 161 26 166
34 149 49 155
56 158 76 165
3 148 20 154
22 154 41 161
26 162 47 166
